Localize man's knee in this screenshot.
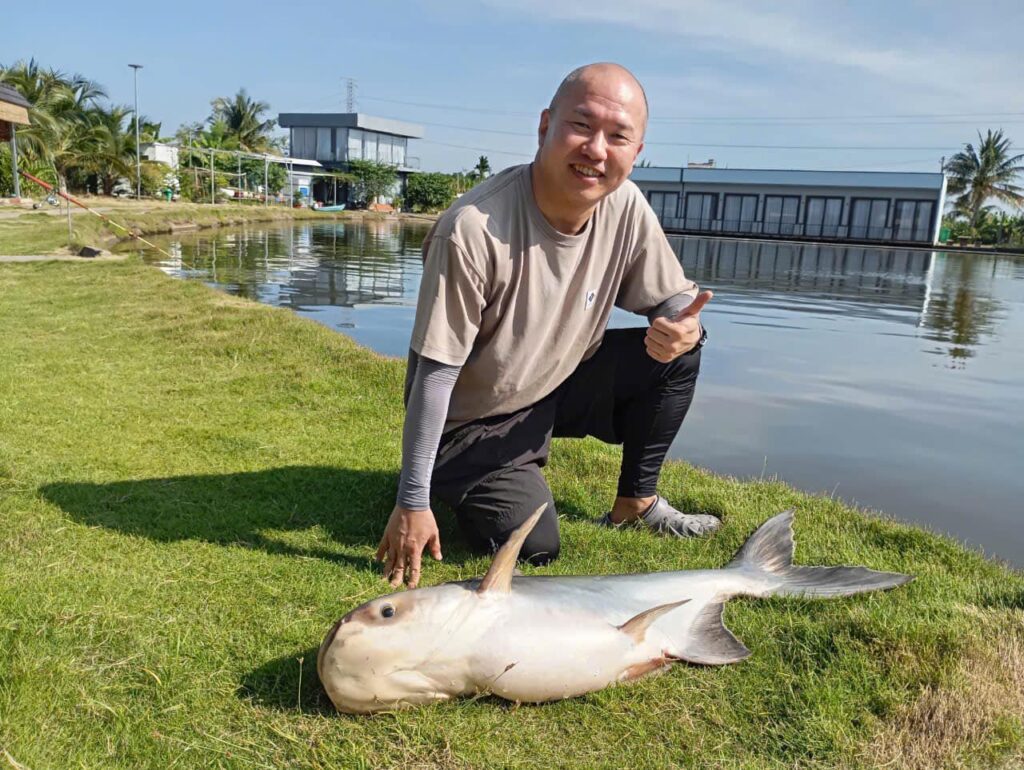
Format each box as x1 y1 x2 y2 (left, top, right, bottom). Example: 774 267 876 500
519 505 560 565
454 465 561 565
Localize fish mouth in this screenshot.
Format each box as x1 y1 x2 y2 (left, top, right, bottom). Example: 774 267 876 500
317 616 347 677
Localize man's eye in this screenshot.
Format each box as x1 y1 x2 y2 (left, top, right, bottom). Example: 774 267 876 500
380 605 395 618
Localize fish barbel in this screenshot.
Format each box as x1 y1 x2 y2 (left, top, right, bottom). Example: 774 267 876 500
318 508 912 713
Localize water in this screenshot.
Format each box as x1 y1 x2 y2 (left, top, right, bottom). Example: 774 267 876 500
141 221 1024 566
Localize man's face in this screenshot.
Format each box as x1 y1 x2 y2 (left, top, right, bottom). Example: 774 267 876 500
535 73 645 211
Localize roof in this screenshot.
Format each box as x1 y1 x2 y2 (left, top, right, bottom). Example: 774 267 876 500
0 83 31 125
631 166 945 191
277 112 424 139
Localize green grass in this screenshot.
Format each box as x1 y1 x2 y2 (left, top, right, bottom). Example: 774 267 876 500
0 201 376 256
1 258 1021 769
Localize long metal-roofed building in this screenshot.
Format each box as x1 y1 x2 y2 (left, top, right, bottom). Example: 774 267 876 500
278 113 423 206
631 166 947 245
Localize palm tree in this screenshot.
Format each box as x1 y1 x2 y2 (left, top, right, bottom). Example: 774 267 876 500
473 155 491 179
209 89 276 152
84 104 136 195
944 129 1024 227
0 59 105 192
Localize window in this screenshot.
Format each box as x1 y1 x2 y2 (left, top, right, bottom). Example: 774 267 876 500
684 193 717 230
849 199 889 239
316 128 332 161
393 138 406 167
893 200 934 242
722 194 758 233
648 191 679 223
763 195 800 235
805 197 843 238
290 127 316 159
348 129 363 161
363 132 378 163
379 135 394 164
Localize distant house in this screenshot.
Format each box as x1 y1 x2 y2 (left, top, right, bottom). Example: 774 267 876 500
277 112 423 205
140 141 180 170
631 166 947 245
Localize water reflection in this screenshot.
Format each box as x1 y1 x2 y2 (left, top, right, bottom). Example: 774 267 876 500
143 225 1024 566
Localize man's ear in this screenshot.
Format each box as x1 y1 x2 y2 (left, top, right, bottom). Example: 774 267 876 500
538 109 551 149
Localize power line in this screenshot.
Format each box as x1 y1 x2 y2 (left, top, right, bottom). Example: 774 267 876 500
362 95 1024 124
386 116 960 151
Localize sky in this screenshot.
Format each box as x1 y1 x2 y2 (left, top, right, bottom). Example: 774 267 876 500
4 0 1023 174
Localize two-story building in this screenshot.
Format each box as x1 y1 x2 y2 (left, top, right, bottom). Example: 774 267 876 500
631 167 948 245
277 113 423 206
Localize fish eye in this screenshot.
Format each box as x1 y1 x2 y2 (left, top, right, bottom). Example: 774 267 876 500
380 604 395 618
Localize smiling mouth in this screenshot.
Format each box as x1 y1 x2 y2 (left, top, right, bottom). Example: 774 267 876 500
571 164 603 179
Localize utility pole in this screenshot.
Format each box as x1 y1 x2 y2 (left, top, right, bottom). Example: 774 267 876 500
129 64 143 199
263 156 268 206
210 148 215 204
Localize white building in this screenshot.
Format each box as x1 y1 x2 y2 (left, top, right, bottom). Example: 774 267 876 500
631 167 947 245
140 142 180 169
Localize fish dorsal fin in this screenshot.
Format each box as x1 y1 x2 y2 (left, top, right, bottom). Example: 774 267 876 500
675 602 750 665
477 504 548 594
618 600 689 642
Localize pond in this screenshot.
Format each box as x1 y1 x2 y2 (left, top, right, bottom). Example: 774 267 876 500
140 220 1024 567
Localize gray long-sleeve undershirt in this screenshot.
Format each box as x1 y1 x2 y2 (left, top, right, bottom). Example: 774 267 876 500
395 291 697 510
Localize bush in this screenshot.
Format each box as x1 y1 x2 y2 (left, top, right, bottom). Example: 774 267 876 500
406 172 456 212
347 159 397 206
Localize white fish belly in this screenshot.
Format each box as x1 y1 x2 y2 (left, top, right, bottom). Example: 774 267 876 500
469 600 664 703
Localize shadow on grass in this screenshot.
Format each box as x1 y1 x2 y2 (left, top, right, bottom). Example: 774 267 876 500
240 645 337 715
40 465 471 570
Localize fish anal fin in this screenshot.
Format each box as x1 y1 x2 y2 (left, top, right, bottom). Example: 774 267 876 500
676 601 750 665
618 600 689 642
477 504 547 594
622 654 676 682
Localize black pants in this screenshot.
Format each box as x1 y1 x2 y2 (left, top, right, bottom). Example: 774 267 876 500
431 327 701 565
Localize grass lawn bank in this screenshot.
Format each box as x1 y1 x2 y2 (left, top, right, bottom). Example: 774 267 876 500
0 257 1021 769
0 198 431 257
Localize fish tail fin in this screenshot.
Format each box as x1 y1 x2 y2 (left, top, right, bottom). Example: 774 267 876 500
728 510 913 598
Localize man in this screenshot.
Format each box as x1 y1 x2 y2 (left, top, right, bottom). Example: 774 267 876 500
377 62 718 588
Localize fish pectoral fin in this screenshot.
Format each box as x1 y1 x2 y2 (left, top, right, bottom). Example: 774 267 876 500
675 601 750 665
618 599 690 642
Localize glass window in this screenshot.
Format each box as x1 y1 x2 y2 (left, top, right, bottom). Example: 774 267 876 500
316 128 332 161
894 200 935 242
722 194 757 233
335 128 348 161
348 129 363 161
684 193 716 230
291 127 316 159
648 191 679 223
394 138 406 167
363 132 378 162
764 195 800 235
380 135 394 164
805 197 843 238
850 199 889 239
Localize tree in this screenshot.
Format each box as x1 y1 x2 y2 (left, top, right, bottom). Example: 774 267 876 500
473 155 491 179
209 88 276 152
406 172 456 212
944 129 1024 227
347 159 397 206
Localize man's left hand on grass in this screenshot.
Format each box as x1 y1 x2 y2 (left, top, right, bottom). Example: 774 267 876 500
644 290 713 363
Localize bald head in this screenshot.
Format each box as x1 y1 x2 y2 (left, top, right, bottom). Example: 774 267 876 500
549 63 649 136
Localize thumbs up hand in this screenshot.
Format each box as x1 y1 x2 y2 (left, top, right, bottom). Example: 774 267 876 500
644 290 713 363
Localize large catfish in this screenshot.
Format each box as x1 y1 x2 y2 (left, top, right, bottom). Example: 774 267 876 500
318 508 911 713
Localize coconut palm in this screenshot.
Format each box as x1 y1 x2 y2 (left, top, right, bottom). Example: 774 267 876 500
473 155 491 179
0 59 105 192
944 129 1024 227
209 89 276 152
84 104 136 195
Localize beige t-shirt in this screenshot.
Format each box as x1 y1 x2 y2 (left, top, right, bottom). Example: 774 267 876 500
411 163 696 428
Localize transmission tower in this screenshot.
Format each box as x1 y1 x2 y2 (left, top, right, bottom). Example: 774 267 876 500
345 78 357 112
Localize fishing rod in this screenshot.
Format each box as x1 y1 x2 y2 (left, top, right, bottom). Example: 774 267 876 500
17 170 175 259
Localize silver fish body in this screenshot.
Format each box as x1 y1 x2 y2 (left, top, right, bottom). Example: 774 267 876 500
318 510 912 713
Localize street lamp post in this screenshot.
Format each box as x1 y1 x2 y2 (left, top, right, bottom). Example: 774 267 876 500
128 64 143 199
